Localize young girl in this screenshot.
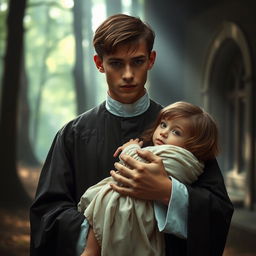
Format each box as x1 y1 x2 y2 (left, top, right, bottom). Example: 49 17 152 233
78 101 219 256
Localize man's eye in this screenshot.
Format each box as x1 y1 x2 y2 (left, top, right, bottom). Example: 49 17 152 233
172 129 180 136
110 62 123 68
133 59 145 66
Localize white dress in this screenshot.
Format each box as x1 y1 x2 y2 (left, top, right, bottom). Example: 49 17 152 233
78 144 204 256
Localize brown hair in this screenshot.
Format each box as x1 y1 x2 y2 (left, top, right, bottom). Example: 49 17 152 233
93 14 155 58
142 101 219 161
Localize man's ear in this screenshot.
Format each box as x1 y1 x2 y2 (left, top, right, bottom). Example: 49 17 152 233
94 55 105 73
148 50 156 70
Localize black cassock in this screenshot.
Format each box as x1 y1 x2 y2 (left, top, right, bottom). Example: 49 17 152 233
30 100 233 256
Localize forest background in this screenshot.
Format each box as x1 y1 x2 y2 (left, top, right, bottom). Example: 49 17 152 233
0 0 256 255
0 0 144 207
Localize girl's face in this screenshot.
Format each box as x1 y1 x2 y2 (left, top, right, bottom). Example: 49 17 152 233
152 117 192 148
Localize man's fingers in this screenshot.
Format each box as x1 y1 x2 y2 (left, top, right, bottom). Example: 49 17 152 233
119 153 148 170
114 162 134 178
110 183 134 197
110 169 134 187
136 149 159 163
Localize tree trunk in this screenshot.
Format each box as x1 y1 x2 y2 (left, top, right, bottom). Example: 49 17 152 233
32 7 51 148
73 0 86 115
84 0 97 110
18 50 40 167
0 0 31 208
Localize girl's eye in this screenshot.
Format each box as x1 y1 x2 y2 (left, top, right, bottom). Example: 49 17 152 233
160 121 167 128
172 129 180 136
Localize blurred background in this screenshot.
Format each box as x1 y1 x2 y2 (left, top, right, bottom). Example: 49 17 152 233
0 0 255 255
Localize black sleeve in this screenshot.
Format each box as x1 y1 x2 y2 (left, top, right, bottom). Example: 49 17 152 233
30 125 85 256
186 159 234 256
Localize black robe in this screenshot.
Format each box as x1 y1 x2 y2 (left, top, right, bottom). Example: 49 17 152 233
30 100 233 256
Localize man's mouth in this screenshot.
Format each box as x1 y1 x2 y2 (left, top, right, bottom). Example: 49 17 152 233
121 84 136 88
119 85 137 92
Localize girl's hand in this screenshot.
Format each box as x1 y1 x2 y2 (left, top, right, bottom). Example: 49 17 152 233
113 138 143 157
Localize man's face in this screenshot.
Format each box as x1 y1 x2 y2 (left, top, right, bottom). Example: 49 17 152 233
94 41 156 104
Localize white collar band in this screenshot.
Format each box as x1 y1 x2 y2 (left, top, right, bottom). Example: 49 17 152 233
106 93 150 117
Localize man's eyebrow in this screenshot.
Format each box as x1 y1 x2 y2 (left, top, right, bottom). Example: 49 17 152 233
107 58 123 61
108 55 146 61
132 55 147 59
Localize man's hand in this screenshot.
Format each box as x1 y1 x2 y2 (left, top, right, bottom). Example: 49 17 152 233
110 149 172 205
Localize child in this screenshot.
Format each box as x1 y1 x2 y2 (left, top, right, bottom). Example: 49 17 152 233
78 101 219 256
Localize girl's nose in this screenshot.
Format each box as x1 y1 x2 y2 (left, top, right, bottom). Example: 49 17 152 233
160 129 168 138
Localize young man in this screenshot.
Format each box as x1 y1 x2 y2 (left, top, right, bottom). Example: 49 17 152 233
30 14 233 256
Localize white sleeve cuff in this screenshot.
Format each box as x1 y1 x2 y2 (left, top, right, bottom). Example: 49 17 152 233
154 177 188 239
76 218 90 255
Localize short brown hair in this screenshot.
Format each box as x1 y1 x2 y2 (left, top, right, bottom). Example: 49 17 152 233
93 14 155 58
142 101 219 161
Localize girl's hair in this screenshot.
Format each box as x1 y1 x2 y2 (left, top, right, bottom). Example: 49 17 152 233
142 101 219 161
93 14 155 58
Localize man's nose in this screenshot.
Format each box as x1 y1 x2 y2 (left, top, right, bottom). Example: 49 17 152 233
122 65 134 81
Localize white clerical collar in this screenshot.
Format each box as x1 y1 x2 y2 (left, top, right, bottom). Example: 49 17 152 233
106 92 150 117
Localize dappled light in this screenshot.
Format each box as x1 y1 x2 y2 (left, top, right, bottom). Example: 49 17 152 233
0 208 30 256
0 165 40 255
18 165 41 199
